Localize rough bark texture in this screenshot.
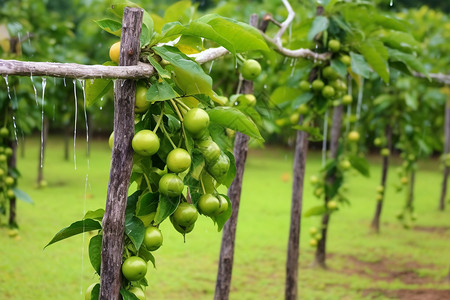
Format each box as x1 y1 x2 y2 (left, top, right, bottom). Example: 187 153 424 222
8 141 18 227
99 8 143 300
315 104 343 268
371 124 392 233
37 117 49 185
439 102 450 211
214 14 258 300
285 118 309 300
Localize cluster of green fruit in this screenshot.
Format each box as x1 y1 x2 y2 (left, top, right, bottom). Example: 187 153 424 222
308 226 322 247
0 127 16 222
373 137 390 157
375 185 384 202
299 40 353 106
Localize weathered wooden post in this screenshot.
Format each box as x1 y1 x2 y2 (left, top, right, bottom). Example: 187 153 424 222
214 14 258 300
99 7 143 300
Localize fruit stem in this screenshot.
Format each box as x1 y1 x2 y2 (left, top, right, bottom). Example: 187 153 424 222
159 122 177 149
170 99 183 122
200 174 206 194
142 173 152 192
174 98 191 112
153 108 164 133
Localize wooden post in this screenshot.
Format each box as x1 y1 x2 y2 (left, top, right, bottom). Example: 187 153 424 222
315 104 343 268
439 101 450 211
214 14 258 300
99 7 143 300
284 117 309 300
371 124 392 233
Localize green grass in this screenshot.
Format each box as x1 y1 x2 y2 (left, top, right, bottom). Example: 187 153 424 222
1 136 449 299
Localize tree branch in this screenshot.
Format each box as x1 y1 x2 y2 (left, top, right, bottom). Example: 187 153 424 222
414 71 450 85
0 59 154 79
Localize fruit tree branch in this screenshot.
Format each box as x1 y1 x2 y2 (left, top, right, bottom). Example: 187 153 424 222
414 71 450 85
261 0 331 61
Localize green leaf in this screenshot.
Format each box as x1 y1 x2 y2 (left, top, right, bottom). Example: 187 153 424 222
330 59 348 78
153 46 213 96
85 77 113 108
90 284 100 300
83 209 105 221
213 194 232 232
348 154 370 177
359 39 389 83
95 19 122 36
13 188 33 204
291 125 323 141
124 216 146 250
197 14 269 53
45 219 102 248
136 192 159 216
291 92 314 110
148 55 171 79
125 190 142 219
147 81 179 102
308 16 329 41
379 30 420 54
387 48 427 76
270 86 302 106
120 288 140 300
154 194 180 225
187 149 205 181
207 107 263 141
221 150 236 188
164 0 193 24
304 205 326 217
373 15 408 32
88 235 102 274
138 246 156 268
350 51 371 79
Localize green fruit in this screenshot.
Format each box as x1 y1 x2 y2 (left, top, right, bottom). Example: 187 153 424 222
198 194 220 216
0 169 5 177
159 173 184 197
310 175 319 184
244 94 257 106
132 130 160 156
381 148 390 156
184 108 210 137
311 79 325 92
207 153 230 180
4 147 13 157
376 186 384 193
322 66 337 79
297 104 309 115
171 215 195 234
0 154 7 162
6 189 14 199
215 195 229 216
0 127 9 138
309 239 318 247
143 226 163 251
197 139 220 164
342 95 353 105
122 256 147 281
347 131 360 142
241 59 261 80
339 159 351 170
172 202 198 227
401 177 409 185
5 176 14 186
309 227 318 235
299 80 310 91
374 137 382 146
135 85 150 113
166 148 191 173
328 39 341 52
340 55 351 66
327 200 338 210
321 85 335 98
129 287 146 300
289 113 300 124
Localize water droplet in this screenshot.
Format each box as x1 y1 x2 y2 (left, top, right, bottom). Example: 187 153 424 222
390 0 394 7
2 75 11 100
30 75 38 105
208 60 214 74
73 80 78 170
40 78 47 169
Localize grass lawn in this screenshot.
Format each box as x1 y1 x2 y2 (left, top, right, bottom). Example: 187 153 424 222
0 135 449 299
